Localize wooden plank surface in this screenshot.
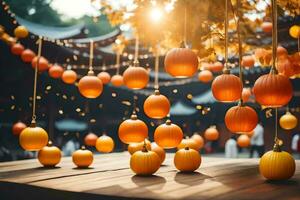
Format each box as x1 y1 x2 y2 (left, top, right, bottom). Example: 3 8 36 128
0 152 299 200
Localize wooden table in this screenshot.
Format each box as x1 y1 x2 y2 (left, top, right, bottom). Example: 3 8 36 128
0 152 299 200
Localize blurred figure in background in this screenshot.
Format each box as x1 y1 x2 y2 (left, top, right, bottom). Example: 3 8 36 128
62 135 79 156
250 123 264 158
225 135 238 158
292 133 299 159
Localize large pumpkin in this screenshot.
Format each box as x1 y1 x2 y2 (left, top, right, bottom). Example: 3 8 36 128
164 47 198 78
84 132 98 146
154 119 183 149
128 139 151 155
151 142 166 164
21 49 36 63
48 65 64 79
111 74 124 87
143 90 170 119
204 126 219 141
198 70 213 83
123 62 149 89
97 71 111 85
72 146 93 168
11 43 24 55
237 135 251 148
31 56 49 72
174 147 201 172
177 137 199 151
118 112 148 144
191 133 204 150
279 111 298 130
38 141 62 167
12 121 27 136
225 104 258 134
78 70 103 98
62 69 77 84
96 134 114 153
253 70 293 108
19 123 48 151
212 69 242 102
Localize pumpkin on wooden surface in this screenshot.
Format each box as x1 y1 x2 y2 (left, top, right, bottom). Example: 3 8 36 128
198 70 213 83
128 139 151 155
241 55 255 68
154 119 183 149
72 146 93 168
21 49 36 63
96 134 114 153
111 74 124 87
84 132 98 146
204 126 219 141
130 145 161 176
143 90 170 119
62 69 77 84
12 121 27 136
289 25 300 39
11 43 24 55
14 26 29 38
19 123 48 151
174 147 201 172
38 141 62 167
97 71 111 85
237 135 251 148
242 87 252 103
31 56 49 71
191 133 204 150
259 143 295 180
164 47 198 78
123 62 149 89
261 22 272 33
177 137 199 151
279 111 298 130
151 142 166 164
118 112 148 144
48 65 64 79
253 70 293 108
78 70 103 98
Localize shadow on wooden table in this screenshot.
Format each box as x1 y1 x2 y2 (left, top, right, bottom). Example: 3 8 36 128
174 171 212 185
131 174 167 188
265 179 299 186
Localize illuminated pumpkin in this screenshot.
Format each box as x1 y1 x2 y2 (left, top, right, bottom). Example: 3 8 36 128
123 62 149 89
19 123 48 151
261 22 272 33
21 49 36 63
31 56 49 72
12 121 27 136
277 57 295 77
242 87 252 103
72 146 93 168
279 111 298 130
14 26 29 38
253 70 293 108
128 139 151 155
151 142 166 164
177 137 199 151
241 55 255 68
289 25 300 39
111 74 124 87
48 65 64 79
84 132 98 146
96 134 114 153
38 141 62 167
198 70 213 83
154 119 183 149
225 104 258 134
62 69 77 84
78 70 103 98
277 46 288 58
204 126 219 141
210 62 224 72
118 112 148 144
174 147 201 172
212 69 242 102
191 133 204 150
97 71 111 84
164 47 198 77
143 90 170 119
11 43 24 55
237 135 251 148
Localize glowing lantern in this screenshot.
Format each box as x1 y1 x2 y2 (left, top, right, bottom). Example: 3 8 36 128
38 141 62 167
111 74 124 87
279 111 298 130
84 132 98 146
12 121 27 136
62 69 77 84
123 61 149 89
19 123 48 151
289 25 300 39
204 126 219 141
11 43 24 55
31 56 49 72
198 70 213 83
242 87 252 102
48 65 64 79
96 134 114 153
237 135 251 148
21 49 36 63
97 71 111 84
143 90 170 119
261 22 272 33
78 70 103 98
14 26 29 38
241 55 255 68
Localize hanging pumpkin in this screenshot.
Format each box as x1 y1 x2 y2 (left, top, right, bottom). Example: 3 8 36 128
210 62 224 72
212 69 242 102
143 90 170 119
259 143 295 180
123 62 149 89
261 22 272 33
174 147 201 172
198 70 213 83
11 43 24 55
21 49 36 63
48 65 64 79
204 126 219 141
31 56 49 72
154 119 183 149
277 46 288 58
84 132 98 146
19 123 48 151
14 26 29 38
130 145 161 175
241 55 255 68
97 71 111 85
177 137 199 151
62 69 77 84
151 142 166 164
128 139 151 155
96 134 114 153
225 104 258 134
253 70 293 108
279 111 298 130
164 47 198 78
111 74 124 87
242 87 252 103
78 70 103 98
289 25 300 39
277 57 295 77
38 141 62 167
237 135 251 148
191 133 204 150
12 121 27 136
118 112 148 144
72 146 93 168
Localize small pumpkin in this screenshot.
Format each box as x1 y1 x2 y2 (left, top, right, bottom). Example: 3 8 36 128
14 26 29 38
261 22 272 33
279 111 298 130
198 70 213 83
191 133 204 150
289 25 300 39
84 132 98 146
277 57 295 77
151 142 166 164
241 55 255 68
11 43 24 55
62 69 77 84
123 61 149 89
78 70 103 98
38 141 62 167
237 135 251 148
12 121 27 136
204 126 219 141
143 90 170 119
95 134 114 153
31 56 49 72
21 49 36 63
242 87 252 103
97 71 111 84
174 147 201 172
177 137 199 151
49 65 64 79
128 139 151 155
72 146 93 168
111 74 124 87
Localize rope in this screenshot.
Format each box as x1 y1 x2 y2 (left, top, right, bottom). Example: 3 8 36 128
183 4 187 46
224 0 229 69
89 40 94 71
116 53 120 75
154 45 160 90
237 0 244 101
134 34 139 62
274 108 278 142
271 0 278 71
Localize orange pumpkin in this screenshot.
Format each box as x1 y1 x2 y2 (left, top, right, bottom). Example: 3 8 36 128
277 46 288 58
84 132 98 146
242 87 252 102
11 43 24 55
97 71 111 84
111 74 124 87
198 70 213 83
174 147 201 172
31 56 49 72
143 90 170 119
154 119 183 149
237 135 251 148
38 141 62 167
14 26 29 38
78 70 103 98
19 123 48 151
12 121 27 136
118 112 148 144
261 22 272 33
191 133 204 149
212 69 242 102
123 62 149 89
62 69 77 84
48 65 64 79
210 62 224 72
151 142 166 164
72 146 93 168
289 25 300 39
277 57 295 77
204 126 219 141
95 134 114 153
225 104 258 134
279 111 298 130
128 139 151 155
164 47 198 77
21 49 36 63
253 70 293 108
177 137 199 151
241 55 255 68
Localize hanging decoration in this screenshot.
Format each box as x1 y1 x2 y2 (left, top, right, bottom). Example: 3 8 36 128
174 147 201 172
204 126 219 141
31 56 49 72
279 110 298 130
72 146 94 168
191 133 205 150
111 47 124 87
97 71 111 85
38 141 62 167
14 25 29 38
241 55 255 68
197 70 213 83
21 49 36 63
128 139 151 155
11 43 24 55
84 132 98 147
241 87 252 103
12 121 27 136
289 25 300 39
95 134 115 153
62 68 77 84
177 136 199 151
237 135 251 148
48 64 64 79
151 142 166 164
261 21 272 33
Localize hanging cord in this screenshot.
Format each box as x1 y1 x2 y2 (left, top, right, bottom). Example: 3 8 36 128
134 34 139 63
298 36 299 52
224 0 229 69
271 0 278 73
154 44 160 90
237 0 244 102
274 108 278 142
89 40 94 73
31 37 43 124
183 4 187 47
133 95 138 114
116 53 120 75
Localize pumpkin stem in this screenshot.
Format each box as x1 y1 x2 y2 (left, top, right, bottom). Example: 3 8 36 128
223 68 230 74
81 145 86 150
154 90 160 95
30 119 36 127
87 70 95 76
133 60 139 67
131 110 137 120
47 141 53 147
166 119 172 125
179 41 187 48
184 146 190 150
273 139 282 152
142 140 148 152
